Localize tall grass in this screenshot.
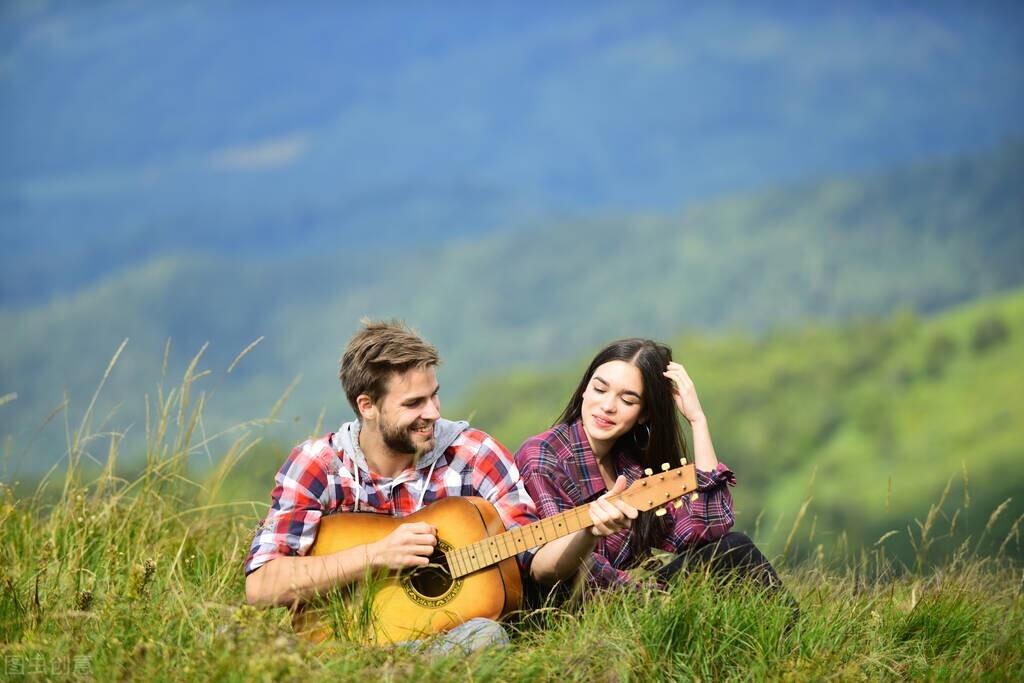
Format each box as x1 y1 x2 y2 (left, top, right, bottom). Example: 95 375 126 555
0 346 1021 681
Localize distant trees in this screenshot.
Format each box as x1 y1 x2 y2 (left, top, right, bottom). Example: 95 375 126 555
924 333 957 378
971 315 1011 354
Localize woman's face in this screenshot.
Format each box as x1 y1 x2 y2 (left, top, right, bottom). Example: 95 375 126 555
580 360 645 453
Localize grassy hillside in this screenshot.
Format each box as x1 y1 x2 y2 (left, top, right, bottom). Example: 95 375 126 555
0 371 1020 681
454 288 1024 562
3 145 1023 475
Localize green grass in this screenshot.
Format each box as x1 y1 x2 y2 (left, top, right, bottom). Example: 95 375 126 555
1 350 1022 681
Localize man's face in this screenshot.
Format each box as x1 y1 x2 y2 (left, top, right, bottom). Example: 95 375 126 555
374 366 441 457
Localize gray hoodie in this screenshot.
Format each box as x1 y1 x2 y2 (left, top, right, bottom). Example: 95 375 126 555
331 417 469 514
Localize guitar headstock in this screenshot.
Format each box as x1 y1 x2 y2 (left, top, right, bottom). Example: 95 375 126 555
619 461 698 514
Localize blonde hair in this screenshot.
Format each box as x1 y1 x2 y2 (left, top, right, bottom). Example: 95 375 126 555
339 319 440 411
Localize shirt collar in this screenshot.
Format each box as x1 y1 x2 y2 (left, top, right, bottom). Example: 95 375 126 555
563 419 645 501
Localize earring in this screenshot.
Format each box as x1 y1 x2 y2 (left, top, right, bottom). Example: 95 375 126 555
632 423 651 450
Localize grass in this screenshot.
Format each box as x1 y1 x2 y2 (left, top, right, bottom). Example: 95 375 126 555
1 348 1022 681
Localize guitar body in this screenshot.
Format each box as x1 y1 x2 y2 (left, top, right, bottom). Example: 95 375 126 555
290 463 698 644
294 496 522 644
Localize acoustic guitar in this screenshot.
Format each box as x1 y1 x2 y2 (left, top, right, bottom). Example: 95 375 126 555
294 462 698 644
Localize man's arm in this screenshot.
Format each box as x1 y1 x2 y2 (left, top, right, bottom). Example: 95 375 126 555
244 439 438 607
245 521 438 607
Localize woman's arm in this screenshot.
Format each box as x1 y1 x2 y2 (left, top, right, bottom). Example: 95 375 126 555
662 360 736 548
529 475 636 585
664 361 718 472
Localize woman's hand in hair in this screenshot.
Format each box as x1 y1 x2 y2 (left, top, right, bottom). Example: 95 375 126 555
589 475 638 537
664 361 706 425
666 361 720 472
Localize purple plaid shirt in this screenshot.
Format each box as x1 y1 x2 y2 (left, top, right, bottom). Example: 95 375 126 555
515 420 736 588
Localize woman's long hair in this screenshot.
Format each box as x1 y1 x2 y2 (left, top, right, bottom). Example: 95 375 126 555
556 338 690 558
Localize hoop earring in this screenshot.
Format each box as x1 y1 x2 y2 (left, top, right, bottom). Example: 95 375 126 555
632 423 651 450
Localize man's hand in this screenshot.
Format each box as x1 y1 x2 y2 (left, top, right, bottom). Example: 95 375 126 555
589 475 638 537
368 522 437 571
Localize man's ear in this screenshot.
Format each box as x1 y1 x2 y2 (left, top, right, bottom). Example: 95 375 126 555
355 394 377 421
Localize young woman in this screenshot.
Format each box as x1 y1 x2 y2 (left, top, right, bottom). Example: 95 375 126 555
517 338 783 595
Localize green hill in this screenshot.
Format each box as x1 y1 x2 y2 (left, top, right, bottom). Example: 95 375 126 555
2 145 1023 474
453 288 1024 562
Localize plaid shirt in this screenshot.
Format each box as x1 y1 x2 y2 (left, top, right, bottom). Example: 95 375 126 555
515 420 736 589
244 420 539 576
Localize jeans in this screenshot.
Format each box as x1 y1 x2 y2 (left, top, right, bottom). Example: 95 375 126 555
657 532 783 590
400 617 509 656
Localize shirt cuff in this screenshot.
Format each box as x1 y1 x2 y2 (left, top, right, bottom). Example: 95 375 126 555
243 541 295 576
517 547 537 577
695 462 736 491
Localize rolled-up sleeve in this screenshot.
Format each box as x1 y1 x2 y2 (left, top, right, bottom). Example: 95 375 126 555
517 439 631 588
243 443 330 576
662 462 736 551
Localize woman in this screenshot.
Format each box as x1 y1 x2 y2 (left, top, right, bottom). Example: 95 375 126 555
517 338 783 595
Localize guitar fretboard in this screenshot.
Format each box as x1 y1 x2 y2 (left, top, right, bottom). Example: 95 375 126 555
443 464 696 579
445 505 594 579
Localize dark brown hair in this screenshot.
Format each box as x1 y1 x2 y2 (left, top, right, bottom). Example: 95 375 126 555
339 319 440 412
557 338 689 558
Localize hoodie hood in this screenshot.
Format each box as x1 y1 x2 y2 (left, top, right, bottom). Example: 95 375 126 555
333 417 469 478
332 417 469 513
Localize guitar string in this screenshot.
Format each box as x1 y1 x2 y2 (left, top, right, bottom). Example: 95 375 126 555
446 468 692 577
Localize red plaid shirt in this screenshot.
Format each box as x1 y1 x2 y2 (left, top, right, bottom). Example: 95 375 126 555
244 419 539 576
515 420 736 589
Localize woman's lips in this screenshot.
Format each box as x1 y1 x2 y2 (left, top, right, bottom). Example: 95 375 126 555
592 415 615 429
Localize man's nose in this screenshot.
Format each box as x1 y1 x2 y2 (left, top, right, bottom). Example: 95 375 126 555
423 397 441 420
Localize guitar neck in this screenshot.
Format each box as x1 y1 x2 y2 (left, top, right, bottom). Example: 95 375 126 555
445 463 697 579
445 504 594 579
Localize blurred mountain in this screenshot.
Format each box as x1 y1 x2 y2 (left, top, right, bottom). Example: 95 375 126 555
1 143 1021 475
2 2 1023 304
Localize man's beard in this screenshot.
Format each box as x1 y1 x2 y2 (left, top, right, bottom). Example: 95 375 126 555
379 415 435 457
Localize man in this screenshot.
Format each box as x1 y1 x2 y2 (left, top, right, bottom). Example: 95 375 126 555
244 319 564 651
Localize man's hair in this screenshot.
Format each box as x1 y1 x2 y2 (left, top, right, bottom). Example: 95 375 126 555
339 319 440 412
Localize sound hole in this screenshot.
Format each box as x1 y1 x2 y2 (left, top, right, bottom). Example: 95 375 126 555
407 548 453 598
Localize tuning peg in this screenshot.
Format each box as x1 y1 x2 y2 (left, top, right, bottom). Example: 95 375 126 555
679 458 687 466
690 492 699 502
673 500 683 509
644 468 653 476
655 507 667 517
661 463 670 471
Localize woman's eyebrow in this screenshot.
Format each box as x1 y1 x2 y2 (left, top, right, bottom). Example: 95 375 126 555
594 375 641 399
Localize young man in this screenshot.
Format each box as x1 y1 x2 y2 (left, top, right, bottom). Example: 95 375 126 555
244 320 560 651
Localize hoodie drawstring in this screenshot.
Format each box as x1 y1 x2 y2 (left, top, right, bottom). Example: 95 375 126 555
415 456 438 512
